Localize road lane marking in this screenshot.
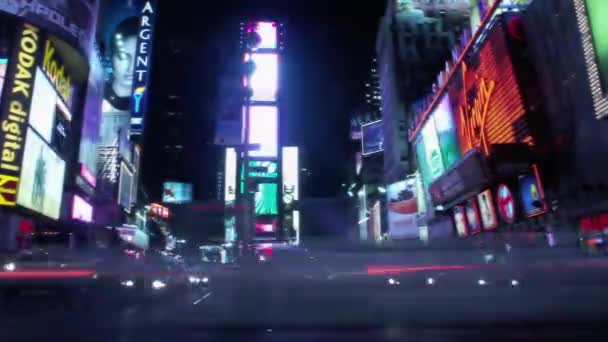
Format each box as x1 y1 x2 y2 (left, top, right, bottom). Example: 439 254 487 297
193 292 212 305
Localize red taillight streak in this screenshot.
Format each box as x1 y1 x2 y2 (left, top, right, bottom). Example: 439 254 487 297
367 265 481 275
0 270 96 279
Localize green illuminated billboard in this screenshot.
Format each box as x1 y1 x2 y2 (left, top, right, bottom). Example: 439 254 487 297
433 93 461 170
421 118 444 181
586 0 608 94
415 135 433 193
255 183 278 215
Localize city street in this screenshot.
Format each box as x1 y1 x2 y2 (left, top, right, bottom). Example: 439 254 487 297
3 238 608 341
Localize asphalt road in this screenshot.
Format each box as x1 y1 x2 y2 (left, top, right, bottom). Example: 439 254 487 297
2 243 608 341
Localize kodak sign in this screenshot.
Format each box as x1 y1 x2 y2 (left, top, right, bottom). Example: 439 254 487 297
0 23 40 206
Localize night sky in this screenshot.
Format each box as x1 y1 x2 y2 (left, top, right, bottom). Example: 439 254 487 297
142 0 385 200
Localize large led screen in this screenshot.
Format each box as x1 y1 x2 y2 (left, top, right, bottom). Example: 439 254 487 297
248 21 278 50
255 183 278 216
16 129 66 220
72 195 93 223
421 118 444 180
249 53 279 102
248 106 278 157
433 93 461 170
386 177 418 239
162 181 193 203
224 148 237 202
586 0 608 94
29 68 57 143
361 120 384 156
282 147 299 205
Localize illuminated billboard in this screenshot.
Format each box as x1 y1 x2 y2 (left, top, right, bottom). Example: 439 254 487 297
451 22 530 156
410 16 531 158
247 21 278 50
162 181 193 203
99 0 157 170
118 162 133 211
433 93 461 170
255 183 278 216
518 168 546 217
361 120 383 156
129 1 157 135
0 0 99 55
465 199 482 234
453 205 468 237
576 0 608 118
386 177 418 239
421 118 444 181
224 148 237 202
29 68 57 142
16 129 66 220
249 53 279 102
0 23 41 207
282 147 299 205
496 183 516 224
248 105 278 157
72 195 93 223
249 160 278 179
477 189 498 230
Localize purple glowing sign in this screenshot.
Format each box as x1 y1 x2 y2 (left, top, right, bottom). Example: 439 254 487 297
249 53 278 102
72 195 93 223
248 105 278 157
80 164 96 188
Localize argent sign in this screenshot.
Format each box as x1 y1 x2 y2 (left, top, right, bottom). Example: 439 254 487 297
129 0 156 136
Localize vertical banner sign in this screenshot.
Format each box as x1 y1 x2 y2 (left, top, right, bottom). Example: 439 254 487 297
0 23 40 206
281 147 299 206
129 1 156 136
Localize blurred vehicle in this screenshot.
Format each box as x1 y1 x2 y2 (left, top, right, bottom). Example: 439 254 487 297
0 248 97 311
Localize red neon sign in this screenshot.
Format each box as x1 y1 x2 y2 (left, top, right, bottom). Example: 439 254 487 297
452 22 532 156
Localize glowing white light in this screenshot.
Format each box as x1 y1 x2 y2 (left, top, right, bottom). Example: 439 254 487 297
3 262 16 272
254 22 277 49
249 53 278 102
388 278 396 285
152 280 166 290
478 279 487 286
248 106 278 157
121 280 134 287
511 279 519 286
427 277 435 285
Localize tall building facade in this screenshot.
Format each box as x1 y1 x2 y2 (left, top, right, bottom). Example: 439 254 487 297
377 0 470 185
376 0 470 239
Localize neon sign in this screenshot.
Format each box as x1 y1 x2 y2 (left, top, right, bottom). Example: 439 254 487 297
459 63 496 155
